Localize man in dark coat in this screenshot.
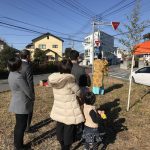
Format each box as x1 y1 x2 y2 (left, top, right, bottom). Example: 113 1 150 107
20 49 35 132
70 50 86 85
70 50 86 141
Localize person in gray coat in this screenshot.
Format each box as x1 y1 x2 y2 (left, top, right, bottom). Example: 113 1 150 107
20 49 35 132
8 57 34 150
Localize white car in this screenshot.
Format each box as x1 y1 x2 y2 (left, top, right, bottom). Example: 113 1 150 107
131 66 150 86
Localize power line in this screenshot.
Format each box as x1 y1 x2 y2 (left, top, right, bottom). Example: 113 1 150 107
94 0 128 20
35 0 82 25
0 21 84 43
51 0 91 19
94 0 137 21
101 0 137 19
0 33 36 36
0 21 43 34
0 16 76 36
69 0 95 15
61 0 94 18
4 0 75 30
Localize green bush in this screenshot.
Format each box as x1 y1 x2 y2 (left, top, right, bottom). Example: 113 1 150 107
32 61 60 75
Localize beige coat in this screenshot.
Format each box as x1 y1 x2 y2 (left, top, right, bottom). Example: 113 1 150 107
84 104 98 128
48 73 85 125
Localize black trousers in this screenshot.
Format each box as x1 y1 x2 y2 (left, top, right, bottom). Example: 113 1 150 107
14 114 28 149
56 122 75 148
26 112 33 130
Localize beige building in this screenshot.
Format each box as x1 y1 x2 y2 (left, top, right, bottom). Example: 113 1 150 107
26 32 64 61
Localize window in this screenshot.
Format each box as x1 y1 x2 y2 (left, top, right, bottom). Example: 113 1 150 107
39 44 46 49
136 67 150 73
52 45 58 48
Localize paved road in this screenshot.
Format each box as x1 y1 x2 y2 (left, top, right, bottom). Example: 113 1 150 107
0 73 50 92
108 65 130 80
0 65 132 92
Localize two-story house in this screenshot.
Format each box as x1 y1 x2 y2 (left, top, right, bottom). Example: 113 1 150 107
26 32 64 61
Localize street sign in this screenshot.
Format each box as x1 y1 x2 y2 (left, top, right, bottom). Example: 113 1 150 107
95 40 100 47
111 22 120 30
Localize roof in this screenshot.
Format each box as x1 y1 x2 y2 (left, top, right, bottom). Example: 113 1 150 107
25 43 33 48
45 49 62 58
32 32 64 42
133 40 150 55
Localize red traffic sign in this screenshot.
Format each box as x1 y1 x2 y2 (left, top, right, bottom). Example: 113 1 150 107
111 22 120 30
95 40 100 47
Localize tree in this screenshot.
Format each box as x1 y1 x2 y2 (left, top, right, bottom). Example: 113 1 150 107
0 45 17 69
118 0 149 53
34 48 47 64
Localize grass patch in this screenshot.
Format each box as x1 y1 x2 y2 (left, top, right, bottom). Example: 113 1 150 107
0 77 150 150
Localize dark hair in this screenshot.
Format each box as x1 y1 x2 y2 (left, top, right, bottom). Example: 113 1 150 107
20 49 30 59
79 74 91 87
7 57 22 72
59 59 73 74
70 50 79 61
84 92 96 105
98 53 102 59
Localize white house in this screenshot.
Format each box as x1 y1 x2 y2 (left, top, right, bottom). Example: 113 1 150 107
83 30 114 65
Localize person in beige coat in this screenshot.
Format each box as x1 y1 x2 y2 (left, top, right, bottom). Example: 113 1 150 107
48 59 84 150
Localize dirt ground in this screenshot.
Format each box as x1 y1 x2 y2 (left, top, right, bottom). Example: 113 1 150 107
0 77 150 150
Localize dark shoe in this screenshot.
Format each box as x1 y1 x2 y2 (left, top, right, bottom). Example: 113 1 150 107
14 144 31 150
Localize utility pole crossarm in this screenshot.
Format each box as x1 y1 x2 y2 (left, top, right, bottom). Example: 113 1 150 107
93 21 112 26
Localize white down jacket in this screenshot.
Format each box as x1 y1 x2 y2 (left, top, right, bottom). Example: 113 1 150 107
48 73 85 125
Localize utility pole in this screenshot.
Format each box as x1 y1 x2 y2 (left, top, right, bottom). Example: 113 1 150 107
91 21 95 75
68 35 74 49
91 21 120 64
91 20 120 77
72 40 74 49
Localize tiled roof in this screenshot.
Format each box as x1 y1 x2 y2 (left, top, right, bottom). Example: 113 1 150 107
32 32 64 42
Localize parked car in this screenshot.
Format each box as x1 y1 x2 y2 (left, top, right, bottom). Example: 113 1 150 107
131 66 150 86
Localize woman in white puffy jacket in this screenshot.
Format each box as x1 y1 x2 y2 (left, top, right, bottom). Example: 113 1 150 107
48 59 84 150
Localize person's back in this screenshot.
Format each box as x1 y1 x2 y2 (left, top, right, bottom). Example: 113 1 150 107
7 57 33 150
70 50 86 85
48 59 84 150
20 49 35 132
71 63 86 85
20 51 34 93
82 92 105 150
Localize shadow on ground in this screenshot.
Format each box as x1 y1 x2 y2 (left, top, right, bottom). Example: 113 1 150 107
72 99 127 150
105 84 123 94
29 118 53 133
130 89 150 109
27 128 56 147
98 99 128 150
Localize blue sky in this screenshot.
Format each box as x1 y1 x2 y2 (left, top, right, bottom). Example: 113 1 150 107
0 0 150 52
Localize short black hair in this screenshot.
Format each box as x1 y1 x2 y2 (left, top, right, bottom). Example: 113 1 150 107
7 57 22 72
59 59 73 74
84 92 96 105
70 50 79 61
20 49 30 59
